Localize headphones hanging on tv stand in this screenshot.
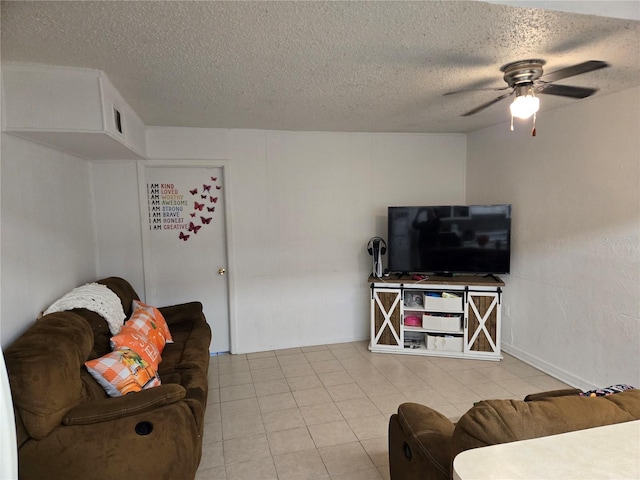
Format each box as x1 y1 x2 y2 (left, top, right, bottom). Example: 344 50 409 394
367 237 387 255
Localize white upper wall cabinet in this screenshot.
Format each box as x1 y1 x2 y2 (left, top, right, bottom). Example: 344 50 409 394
2 64 146 160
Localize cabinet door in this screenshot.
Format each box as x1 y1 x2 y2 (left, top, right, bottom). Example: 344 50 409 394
371 288 402 350
464 291 500 356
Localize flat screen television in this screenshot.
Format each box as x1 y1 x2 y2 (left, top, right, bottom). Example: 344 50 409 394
387 204 511 275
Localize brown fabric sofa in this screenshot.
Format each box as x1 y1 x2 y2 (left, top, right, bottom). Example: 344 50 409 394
4 277 212 480
389 388 640 480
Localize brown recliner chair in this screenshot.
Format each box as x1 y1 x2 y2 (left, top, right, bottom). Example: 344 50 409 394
388 388 640 480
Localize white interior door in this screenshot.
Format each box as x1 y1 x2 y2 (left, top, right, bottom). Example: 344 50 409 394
140 164 230 353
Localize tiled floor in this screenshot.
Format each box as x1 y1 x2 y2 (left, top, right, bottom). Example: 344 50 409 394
195 341 571 480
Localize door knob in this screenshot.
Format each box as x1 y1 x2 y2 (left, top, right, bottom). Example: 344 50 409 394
218 268 226 276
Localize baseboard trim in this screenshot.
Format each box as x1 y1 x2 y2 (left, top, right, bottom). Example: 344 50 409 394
502 343 595 391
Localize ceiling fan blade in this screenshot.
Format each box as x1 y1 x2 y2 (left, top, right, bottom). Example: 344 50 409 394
536 83 598 99
461 91 513 116
540 60 609 83
444 86 510 96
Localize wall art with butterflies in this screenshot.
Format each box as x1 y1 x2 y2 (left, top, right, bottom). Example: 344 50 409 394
146 176 222 242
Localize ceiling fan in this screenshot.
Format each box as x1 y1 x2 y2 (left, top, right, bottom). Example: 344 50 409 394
445 59 610 135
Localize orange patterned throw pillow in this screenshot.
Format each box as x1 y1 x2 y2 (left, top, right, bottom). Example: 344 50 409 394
120 300 174 352
85 348 161 397
110 331 162 369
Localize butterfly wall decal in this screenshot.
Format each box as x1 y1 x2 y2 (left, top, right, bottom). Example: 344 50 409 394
211 177 217 182
203 185 211 193
194 202 204 211
201 217 212 224
216 186 222 190
207 206 215 212
189 188 198 195
188 222 202 234
179 231 190 241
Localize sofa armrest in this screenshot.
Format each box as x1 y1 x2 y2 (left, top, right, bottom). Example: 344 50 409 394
389 402 455 480
158 302 205 326
63 384 186 425
524 388 582 402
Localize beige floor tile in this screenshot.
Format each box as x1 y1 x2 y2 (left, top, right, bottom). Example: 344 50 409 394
274 347 303 356
204 403 222 424
282 362 317 378
308 420 357 447
360 436 389 467
287 374 324 391
246 350 275 360
311 359 345 374
208 387 221 404
218 362 250 376
258 391 298 413
358 381 400 397
222 412 265 439
273 448 329 480
254 378 290 396
318 441 376 476
267 426 316 455
220 397 260 418
277 352 308 366
301 345 329 352
218 371 253 388
330 346 362 359
378 465 392 480
335 397 380 420
225 457 277 480
195 466 226 480
251 366 285 383
299 402 345 426
198 441 225 470
203 421 223 443
293 386 333 406
368 392 409 415
220 383 256 403
317 370 353 387
305 350 336 363
467 381 514 399
248 356 281 371
223 433 271 465
204 343 567 479
347 414 389 440
330 467 384 479
262 407 306 432
326 383 367 402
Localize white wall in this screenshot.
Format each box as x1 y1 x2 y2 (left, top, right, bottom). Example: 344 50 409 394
466 86 640 389
94 128 466 353
0 134 98 347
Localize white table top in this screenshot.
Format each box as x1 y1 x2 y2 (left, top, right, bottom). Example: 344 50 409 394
453 420 640 480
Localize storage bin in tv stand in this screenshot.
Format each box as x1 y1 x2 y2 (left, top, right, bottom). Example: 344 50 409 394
369 275 504 361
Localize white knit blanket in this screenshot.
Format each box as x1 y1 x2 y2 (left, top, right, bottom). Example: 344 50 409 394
43 283 126 335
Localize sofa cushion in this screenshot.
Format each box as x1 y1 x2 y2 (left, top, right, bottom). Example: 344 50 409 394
5 312 93 440
452 389 640 457
85 348 161 397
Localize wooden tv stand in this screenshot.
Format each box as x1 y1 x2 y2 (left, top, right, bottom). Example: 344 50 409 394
369 274 504 361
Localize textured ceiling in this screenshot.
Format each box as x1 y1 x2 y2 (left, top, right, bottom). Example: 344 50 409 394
2 1 639 133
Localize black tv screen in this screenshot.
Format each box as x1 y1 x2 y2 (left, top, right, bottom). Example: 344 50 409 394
387 205 511 275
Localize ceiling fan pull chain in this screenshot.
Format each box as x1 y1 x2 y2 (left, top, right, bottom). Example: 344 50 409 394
532 113 537 137
510 114 514 132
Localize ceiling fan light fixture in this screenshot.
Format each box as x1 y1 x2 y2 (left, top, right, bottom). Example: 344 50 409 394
510 86 540 119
